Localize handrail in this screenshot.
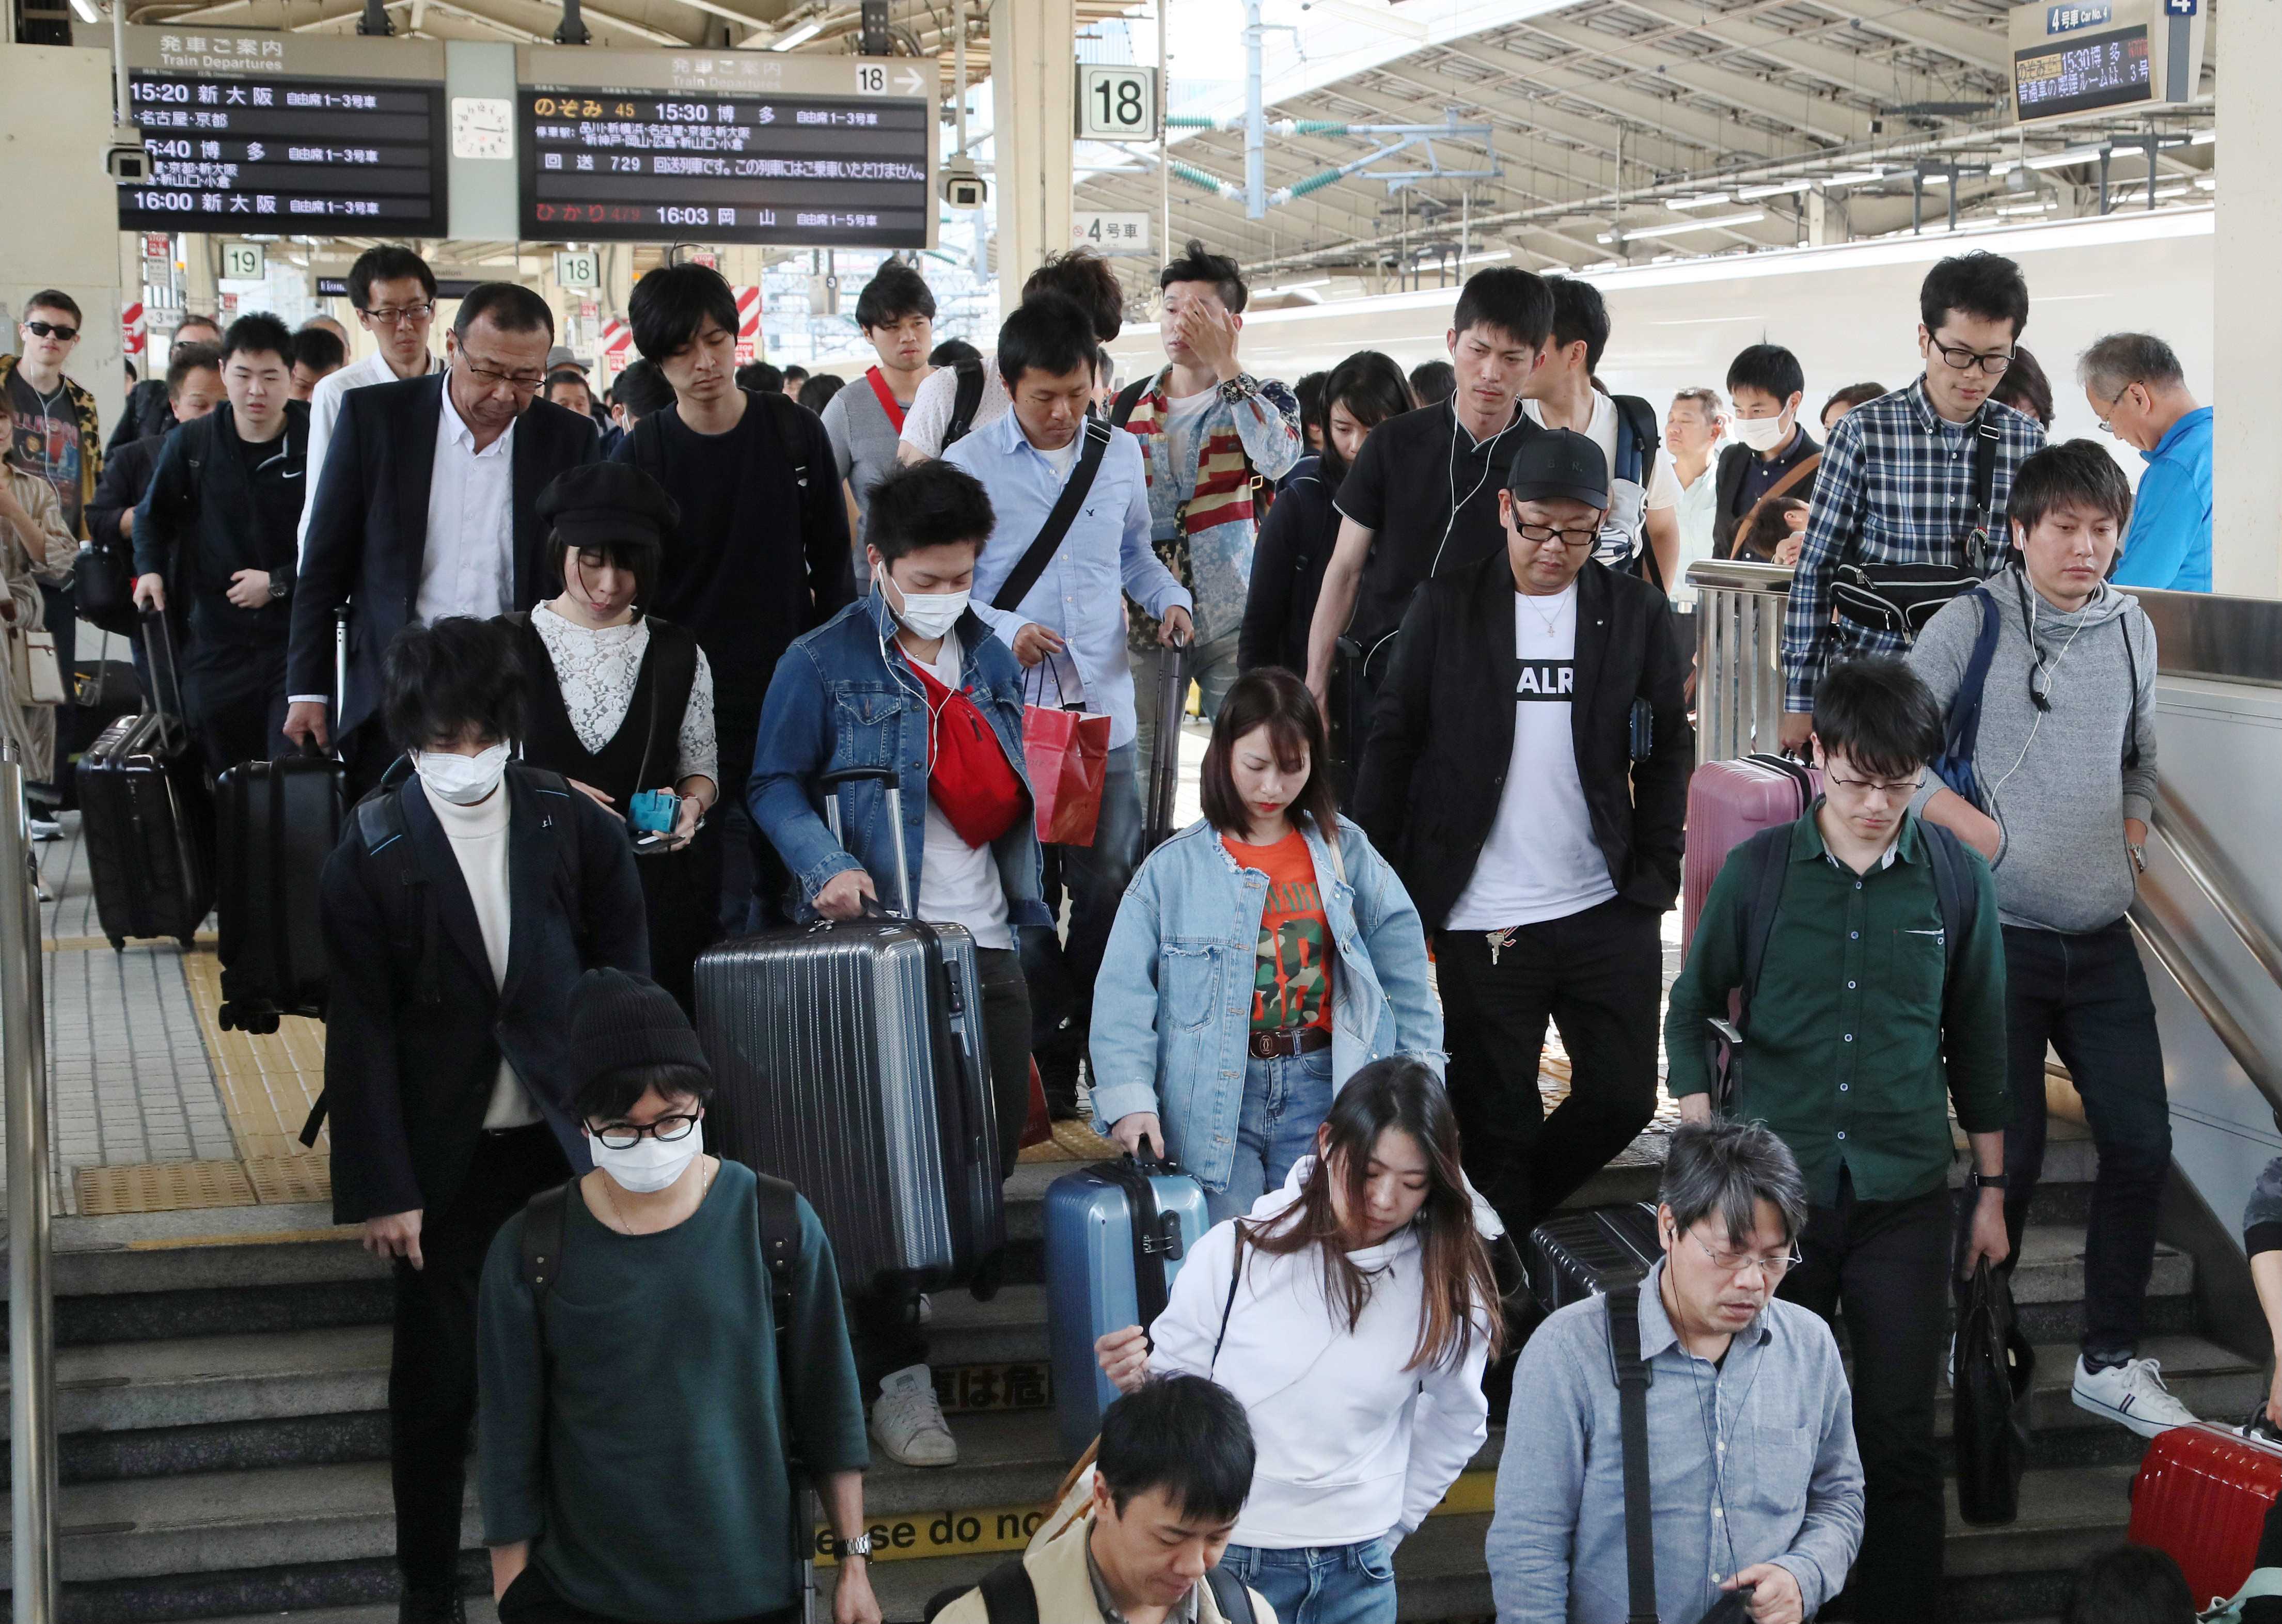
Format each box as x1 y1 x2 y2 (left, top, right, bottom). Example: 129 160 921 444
2128 904 2282 1114
1686 559 1796 595
2151 790 2282 996
0 743 58 1624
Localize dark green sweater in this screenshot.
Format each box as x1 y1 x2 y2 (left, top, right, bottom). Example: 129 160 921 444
1664 807 2009 1206
477 1160 870 1623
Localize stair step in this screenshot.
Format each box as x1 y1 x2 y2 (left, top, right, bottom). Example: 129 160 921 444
1933 1334 2260 1444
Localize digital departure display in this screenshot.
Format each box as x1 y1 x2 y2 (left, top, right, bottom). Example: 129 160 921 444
515 49 934 248
115 29 446 234
2015 24 2152 121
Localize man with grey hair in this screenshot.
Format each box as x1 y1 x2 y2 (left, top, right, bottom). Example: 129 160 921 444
2080 332 2210 592
1487 1120 1864 1624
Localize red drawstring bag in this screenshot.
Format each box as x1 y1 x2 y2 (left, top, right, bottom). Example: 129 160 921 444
1021 660 1109 846
1018 1059 1051 1150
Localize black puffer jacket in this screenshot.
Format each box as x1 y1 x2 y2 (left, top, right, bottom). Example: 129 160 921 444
1351 549 1693 933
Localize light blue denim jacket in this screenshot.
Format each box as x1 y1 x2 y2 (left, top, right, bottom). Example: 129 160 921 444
1088 813 1444 1192
748 590 1052 928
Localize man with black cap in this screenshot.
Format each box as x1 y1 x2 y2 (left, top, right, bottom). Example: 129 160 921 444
318 614 649 1624
478 968 882 1624
1355 429 1692 1236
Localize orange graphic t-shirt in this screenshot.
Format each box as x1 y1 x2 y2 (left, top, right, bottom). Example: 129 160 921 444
1222 828 1334 1032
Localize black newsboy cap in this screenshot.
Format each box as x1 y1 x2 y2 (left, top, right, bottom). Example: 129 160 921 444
535 462 682 551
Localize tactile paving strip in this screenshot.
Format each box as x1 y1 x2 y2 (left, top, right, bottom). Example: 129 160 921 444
75 1160 257 1216
243 1155 332 1206
176 951 331 1163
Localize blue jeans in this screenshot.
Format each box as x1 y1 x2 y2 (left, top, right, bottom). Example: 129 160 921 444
1022 743 1143 1097
1208 1048 1335 1224
1220 1536 1397 1624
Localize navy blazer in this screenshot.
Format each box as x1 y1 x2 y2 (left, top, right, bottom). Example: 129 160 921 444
287 373 601 736
317 765 650 1224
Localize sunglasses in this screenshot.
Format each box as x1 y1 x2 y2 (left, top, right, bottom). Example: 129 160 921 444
24 320 78 342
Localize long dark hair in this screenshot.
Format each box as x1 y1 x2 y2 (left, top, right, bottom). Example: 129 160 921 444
1199 668 1340 843
1243 1059 1502 1371
1319 350 1413 490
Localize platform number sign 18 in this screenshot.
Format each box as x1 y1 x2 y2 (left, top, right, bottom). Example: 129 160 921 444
1077 66 1159 141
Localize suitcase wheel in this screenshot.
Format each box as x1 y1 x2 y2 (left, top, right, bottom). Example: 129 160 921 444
108 936 124 952
968 1245 1005 1304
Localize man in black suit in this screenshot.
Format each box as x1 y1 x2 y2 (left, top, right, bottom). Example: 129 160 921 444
285 282 601 799
319 616 647 1623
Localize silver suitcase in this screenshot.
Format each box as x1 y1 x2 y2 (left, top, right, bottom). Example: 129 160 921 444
693 767 1004 1295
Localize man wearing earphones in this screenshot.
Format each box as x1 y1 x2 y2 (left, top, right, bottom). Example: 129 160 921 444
1907 439 2187 1440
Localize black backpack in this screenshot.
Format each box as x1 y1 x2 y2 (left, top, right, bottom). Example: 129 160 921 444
943 358 989 450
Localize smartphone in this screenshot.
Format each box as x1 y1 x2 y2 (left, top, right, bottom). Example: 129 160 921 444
629 789 681 835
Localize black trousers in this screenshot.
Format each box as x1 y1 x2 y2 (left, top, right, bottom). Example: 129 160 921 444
1434 896 1664 1233
390 1123 570 1596
183 644 289 781
498 1560 797 1624
1020 745 1141 1104
1779 1172 1952 1623
1998 920 2170 1358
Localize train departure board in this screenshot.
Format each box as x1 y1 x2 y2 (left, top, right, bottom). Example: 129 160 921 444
115 28 447 235
516 48 935 248
2014 24 2152 121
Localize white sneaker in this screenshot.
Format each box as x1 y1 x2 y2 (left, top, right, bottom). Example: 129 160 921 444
870 1363 957 1467
916 1292 933 1326
2072 1354 2201 1438
25 816 60 842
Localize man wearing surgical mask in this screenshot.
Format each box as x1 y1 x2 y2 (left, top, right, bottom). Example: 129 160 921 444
751 458 1048 1472
318 614 649 1624
1713 343 1821 563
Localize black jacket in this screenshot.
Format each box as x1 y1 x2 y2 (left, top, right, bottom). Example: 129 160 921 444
1238 454 1337 675
134 402 307 653
108 377 174 453
1352 551 1693 934
288 374 602 735
318 764 649 1224
88 432 165 550
1711 431 1820 560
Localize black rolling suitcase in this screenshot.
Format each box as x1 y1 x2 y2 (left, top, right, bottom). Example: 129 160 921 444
1526 1202 1661 1317
1141 641 1186 853
215 610 347 1031
694 765 1005 1298
76 610 213 951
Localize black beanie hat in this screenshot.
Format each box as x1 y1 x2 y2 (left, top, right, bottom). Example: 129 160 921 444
565 968 711 1100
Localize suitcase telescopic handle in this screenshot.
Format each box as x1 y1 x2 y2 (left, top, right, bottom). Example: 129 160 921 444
817 766 912 917
333 605 350 764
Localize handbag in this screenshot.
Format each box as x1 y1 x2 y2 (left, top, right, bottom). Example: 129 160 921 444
7 626 64 707
1830 412 2003 641
1021 659 1109 847
1952 1257 2033 1526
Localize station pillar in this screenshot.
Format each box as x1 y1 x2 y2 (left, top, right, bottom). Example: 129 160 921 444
2212 0 2282 596
989 0 1076 314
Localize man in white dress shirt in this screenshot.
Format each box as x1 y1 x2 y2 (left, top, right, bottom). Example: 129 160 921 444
298 245 443 558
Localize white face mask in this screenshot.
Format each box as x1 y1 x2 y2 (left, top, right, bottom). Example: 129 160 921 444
1730 410 1793 454
413 742 511 806
588 1116 704 1194
889 578 970 641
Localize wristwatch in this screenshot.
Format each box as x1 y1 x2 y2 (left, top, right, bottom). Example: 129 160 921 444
267 577 291 604
1216 372 1260 405
829 1532 874 1562
1967 1170 2009 1193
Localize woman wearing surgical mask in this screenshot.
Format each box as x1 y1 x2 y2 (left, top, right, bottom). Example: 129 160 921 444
511 463 720 1013
750 457 1047 1473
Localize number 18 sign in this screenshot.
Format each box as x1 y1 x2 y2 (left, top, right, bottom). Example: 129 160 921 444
1076 65 1160 141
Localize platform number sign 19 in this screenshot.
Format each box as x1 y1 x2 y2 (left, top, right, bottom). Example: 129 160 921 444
221 242 265 282
1077 65 1159 141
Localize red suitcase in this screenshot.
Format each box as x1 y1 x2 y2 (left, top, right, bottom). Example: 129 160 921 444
2127 1422 2282 1607
1681 752 1818 948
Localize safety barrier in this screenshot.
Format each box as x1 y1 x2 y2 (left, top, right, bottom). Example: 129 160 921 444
0 742 58 1624
1687 559 1795 765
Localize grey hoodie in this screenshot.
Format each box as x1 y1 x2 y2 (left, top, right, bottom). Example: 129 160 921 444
1908 569 2158 933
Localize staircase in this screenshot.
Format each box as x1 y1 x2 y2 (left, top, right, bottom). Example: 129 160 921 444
0 1117 2262 1624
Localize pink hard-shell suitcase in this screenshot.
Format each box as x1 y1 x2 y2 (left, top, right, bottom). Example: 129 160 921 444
1681 752 1819 949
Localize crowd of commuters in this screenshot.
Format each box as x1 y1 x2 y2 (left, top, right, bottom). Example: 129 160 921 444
7 228 2228 1624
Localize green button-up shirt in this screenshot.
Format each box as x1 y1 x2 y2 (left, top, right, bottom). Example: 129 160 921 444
1664 806 2008 1206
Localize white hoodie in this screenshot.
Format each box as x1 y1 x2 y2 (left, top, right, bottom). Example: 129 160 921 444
1148 1158 1496 1551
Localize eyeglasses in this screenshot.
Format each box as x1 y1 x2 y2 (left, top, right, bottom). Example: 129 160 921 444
1825 769 1925 798
1689 1229 1802 1281
459 359 549 395
24 320 78 342
2093 384 2133 437
1514 522 1601 551
1930 341 2014 377
591 1113 701 1150
361 302 434 328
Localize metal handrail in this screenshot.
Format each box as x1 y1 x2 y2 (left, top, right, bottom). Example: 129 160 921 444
0 742 57 1624
2151 790 2282 996
2129 903 2282 1113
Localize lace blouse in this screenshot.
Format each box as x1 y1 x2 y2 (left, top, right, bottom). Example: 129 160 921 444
529 603 720 787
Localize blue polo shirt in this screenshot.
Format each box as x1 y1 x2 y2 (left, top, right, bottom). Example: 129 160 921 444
2113 406 2212 593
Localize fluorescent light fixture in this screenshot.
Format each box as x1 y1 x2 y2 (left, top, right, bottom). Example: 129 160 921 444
2025 146 2103 170
1270 277 1331 291
768 19 822 50
2192 129 2216 146
1606 209 1765 243
1736 179 1814 200
2195 175 2216 190
1823 167 1885 185
1918 170 1950 186
68 0 97 21
1456 248 1512 265
1665 192 1732 211
1994 201 2055 216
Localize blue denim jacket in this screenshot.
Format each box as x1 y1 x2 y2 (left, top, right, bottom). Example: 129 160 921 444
749 591 1051 928
1089 814 1444 1192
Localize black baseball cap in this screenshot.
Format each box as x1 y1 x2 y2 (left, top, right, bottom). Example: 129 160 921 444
1506 428 1610 509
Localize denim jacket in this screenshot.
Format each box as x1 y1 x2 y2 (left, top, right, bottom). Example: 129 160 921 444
749 591 1051 928
1089 813 1444 1192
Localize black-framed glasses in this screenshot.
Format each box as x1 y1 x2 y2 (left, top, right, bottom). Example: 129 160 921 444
591 1113 701 1149
2092 383 2133 437
1690 1230 1803 1280
24 320 78 342
1930 341 2013 376
459 359 548 394
361 301 434 328
1514 522 1601 551
1825 769 1924 798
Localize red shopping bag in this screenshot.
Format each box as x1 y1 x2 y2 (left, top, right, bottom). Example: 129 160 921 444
1018 1059 1052 1150
1022 701 1109 846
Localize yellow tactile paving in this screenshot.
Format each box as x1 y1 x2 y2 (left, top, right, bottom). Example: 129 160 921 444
76 1160 258 1216
178 951 331 1164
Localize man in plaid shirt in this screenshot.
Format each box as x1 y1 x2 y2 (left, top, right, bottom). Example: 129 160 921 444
1778 253 2046 751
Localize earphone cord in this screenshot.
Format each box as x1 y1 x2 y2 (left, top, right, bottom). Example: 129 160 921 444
1429 395 1516 581
876 610 952 776
1987 570 2089 805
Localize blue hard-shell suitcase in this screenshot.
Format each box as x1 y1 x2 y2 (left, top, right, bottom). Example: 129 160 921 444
1043 1155 1213 1459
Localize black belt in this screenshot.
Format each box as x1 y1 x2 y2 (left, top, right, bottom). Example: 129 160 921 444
1249 1027 1332 1060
